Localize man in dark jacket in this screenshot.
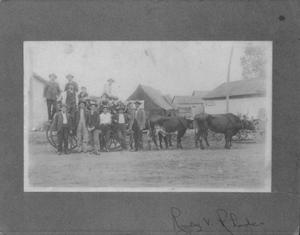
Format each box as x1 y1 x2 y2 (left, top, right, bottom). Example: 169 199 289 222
51 104 72 155
44 73 61 120
87 101 101 155
74 100 89 153
64 74 79 93
134 101 146 151
61 84 78 131
113 106 128 150
127 102 136 150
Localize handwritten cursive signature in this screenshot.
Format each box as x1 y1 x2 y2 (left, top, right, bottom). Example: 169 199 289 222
170 207 264 235
171 207 202 235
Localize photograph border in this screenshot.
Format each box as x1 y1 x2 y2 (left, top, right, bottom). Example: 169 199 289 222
24 40 272 193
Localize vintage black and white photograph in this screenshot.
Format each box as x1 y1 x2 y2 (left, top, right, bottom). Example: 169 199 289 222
24 41 272 192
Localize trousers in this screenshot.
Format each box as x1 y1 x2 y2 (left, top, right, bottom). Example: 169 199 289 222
77 121 88 152
92 129 101 151
117 123 127 149
46 99 57 120
100 124 111 150
132 121 143 151
57 126 69 153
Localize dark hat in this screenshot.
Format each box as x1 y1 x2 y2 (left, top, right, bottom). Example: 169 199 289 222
66 74 74 79
135 101 142 105
78 100 86 106
89 100 98 108
116 105 125 111
107 78 115 83
61 103 68 108
49 73 57 79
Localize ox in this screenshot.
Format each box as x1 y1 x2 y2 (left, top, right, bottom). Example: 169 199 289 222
147 115 193 149
194 113 255 149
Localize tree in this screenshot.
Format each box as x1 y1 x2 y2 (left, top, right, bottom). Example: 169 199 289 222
240 45 267 80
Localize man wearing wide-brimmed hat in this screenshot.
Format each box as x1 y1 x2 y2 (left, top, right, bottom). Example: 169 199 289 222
134 101 146 151
78 86 88 102
89 101 101 154
64 74 78 93
43 73 61 120
126 102 136 150
87 101 101 155
51 103 72 155
74 100 89 153
61 76 78 128
113 105 128 150
103 78 115 96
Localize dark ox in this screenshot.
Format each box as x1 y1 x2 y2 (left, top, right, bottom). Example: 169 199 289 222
194 113 255 149
147 115 193 149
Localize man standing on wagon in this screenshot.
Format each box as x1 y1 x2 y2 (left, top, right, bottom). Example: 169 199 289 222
64 74 79 93
43 73 61 121
61 83 78 132
78 86 89 102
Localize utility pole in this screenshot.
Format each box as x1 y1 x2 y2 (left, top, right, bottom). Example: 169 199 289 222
226 45 234 113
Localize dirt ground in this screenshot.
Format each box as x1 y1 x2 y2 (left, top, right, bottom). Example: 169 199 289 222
26 131 270 191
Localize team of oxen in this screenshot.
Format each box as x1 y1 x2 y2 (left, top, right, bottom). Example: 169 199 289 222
147 113 256 150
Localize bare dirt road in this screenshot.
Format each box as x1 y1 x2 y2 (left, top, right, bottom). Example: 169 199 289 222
26 132 270 191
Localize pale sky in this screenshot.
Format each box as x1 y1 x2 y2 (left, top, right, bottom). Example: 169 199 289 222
24 41 272 100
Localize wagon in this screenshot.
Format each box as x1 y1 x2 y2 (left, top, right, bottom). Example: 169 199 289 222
45 121 78 150
45 121 121 152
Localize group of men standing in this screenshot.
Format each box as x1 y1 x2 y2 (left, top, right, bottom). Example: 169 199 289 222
43 73 146 155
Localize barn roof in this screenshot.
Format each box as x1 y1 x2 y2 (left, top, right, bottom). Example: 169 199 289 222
163 94 173 105
172 96 204 105
203 79 266 100
192 90 208 97
128 84 174 110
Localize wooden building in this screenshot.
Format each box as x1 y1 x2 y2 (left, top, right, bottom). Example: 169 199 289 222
127 84 175 117
203 79 266 119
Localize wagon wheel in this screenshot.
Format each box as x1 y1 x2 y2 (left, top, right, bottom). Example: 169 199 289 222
45 123 57 148
235 130 249 141
209 130 223 142
46 125 78 150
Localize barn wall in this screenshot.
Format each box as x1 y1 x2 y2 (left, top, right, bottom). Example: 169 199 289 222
30 79 47 130
205 96 266 119
174 103 205 118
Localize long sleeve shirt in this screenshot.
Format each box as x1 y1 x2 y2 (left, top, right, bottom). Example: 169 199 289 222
100 112 112 125
64 81 79 93
61 91 79 105
135 108 146 129
43 81 61 100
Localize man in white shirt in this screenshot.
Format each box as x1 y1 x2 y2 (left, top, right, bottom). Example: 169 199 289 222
75 100 89 153
99 106 112 151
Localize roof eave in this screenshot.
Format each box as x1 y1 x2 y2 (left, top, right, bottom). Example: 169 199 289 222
203 93 266 100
